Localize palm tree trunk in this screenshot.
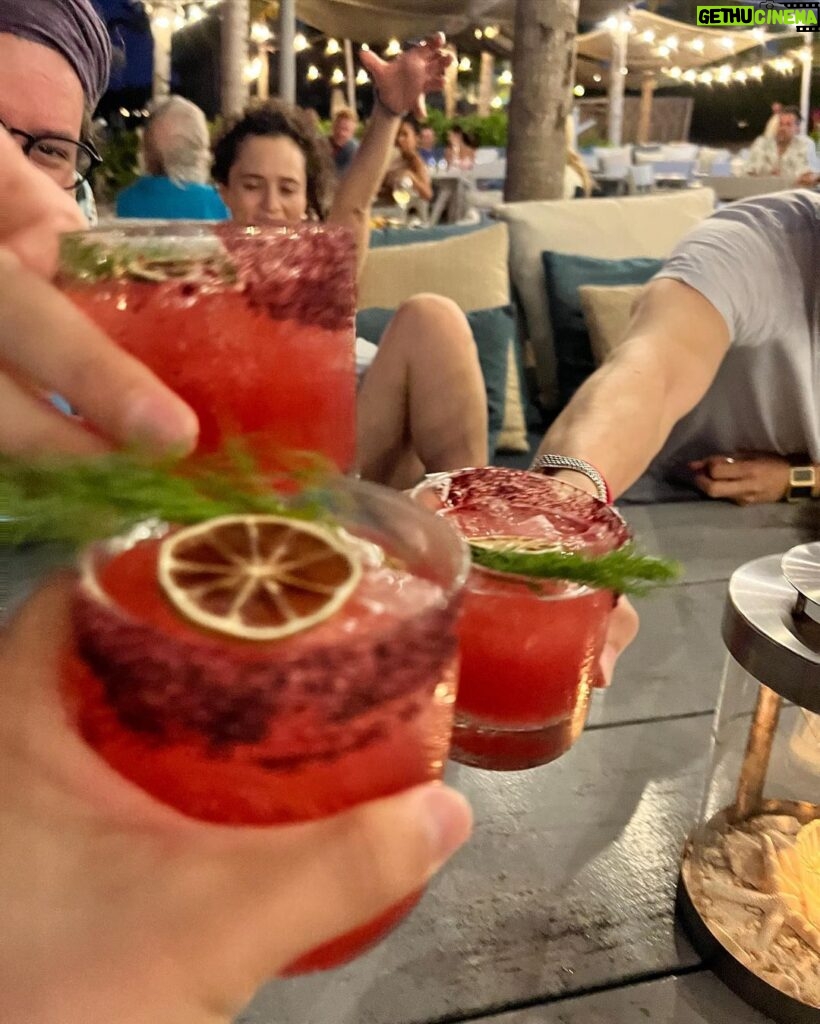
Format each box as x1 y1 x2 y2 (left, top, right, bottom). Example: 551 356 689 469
505 0 580 202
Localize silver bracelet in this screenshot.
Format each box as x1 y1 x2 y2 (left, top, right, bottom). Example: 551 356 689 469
529 454 609 503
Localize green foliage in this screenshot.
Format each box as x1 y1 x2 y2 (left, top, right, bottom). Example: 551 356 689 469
422 109 508 147
93 129 140 203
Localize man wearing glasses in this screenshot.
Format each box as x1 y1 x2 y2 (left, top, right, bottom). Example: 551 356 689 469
0 2 107 197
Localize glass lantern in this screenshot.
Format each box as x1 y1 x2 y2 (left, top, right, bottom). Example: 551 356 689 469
677 542 820 1023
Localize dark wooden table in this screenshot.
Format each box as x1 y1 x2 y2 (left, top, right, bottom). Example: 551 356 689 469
236 500 818 1024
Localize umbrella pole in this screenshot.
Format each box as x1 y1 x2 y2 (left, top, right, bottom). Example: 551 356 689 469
607 19 628 145
799 35 813 130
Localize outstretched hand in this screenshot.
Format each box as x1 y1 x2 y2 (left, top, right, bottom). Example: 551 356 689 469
0 578 472 1024
359 33 452 119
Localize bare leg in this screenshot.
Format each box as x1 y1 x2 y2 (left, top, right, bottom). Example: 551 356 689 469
356 294 488 489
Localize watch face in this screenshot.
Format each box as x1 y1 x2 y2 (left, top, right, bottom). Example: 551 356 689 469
791 468 815 485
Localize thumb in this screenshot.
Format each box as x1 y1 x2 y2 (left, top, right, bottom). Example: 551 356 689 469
197 783 472 983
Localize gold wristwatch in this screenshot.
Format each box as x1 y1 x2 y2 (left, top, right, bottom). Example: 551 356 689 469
786 465 817 503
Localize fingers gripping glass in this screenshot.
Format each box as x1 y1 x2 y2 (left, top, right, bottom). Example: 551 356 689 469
0 119 102 188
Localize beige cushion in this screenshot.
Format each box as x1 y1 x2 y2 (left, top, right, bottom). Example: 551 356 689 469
496 344 529 452
578 284 643 365
494 189 715 409
359 223 528 452
359 222 509 310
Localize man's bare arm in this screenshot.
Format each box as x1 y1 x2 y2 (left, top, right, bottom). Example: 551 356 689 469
535 278 731 498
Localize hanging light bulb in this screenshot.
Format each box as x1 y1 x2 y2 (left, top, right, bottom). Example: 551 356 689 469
172 8 185 31
244 57 263 82
734 69 748 83
490 94 504 109
384 38 401 57
360 43 370 51
330 67 345 86
668 66 683 79
484 25 499 39
153 13 170 29
325 38 341 56
682 69 697 83
573 84 585 97
751 28 767 41
689 38 705 52
306 64 320 81
458 56 472 72
720 36 734 50
355 68 369 86
665 35 679 49
656 45 671 58
749 65 764 79
498 68 513 86
250 22 272 44
620 19 633 33
187 4 204 22
293 32 309 52
592 73 602 83
640 29 655 43
699 71 713 85
474 28 483 40
603 16 618 31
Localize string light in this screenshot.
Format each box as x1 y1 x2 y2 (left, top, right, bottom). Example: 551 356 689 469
592 73 602 83
458 56 472 72
293 32 309 52
244 56 262 82
573 84 585 96
385 38 401 57
689 38 704 52
355 68 369 85
656 45 671 58
306 64 320 81
474 28 483 39
484 25 499 39
325 38 341 55
640 29 655 43
498 69 513 86
490 94 504 109
720 36 734 50
187 4 204 21
250 22 271 44
360 43 369 51
330 67 345 85
664 35 679 50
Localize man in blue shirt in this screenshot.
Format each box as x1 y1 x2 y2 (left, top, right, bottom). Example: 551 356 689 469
117 96 228 220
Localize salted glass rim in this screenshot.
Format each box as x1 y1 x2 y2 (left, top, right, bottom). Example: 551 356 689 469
410 467 631 599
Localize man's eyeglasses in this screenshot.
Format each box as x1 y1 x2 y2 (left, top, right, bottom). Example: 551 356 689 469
0 119 102 189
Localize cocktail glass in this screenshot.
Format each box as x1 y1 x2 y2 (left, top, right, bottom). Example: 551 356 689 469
59 477 468 972
57 223 358 472
412 466 630 771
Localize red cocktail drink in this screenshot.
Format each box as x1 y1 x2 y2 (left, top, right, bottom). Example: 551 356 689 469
413 467 629 771
58 224 357 471
60 479 468 971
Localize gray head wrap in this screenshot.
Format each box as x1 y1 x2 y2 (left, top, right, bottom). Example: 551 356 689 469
0 0 112 109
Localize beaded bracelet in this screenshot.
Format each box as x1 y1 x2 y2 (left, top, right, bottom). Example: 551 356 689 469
530 454 613 504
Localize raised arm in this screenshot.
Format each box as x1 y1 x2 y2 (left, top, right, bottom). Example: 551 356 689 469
535 278 731 498
328 35 450 273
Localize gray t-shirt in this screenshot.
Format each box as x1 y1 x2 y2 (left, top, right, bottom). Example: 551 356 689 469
623 190 820 502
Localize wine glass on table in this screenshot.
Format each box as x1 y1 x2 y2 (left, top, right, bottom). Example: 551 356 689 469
392 174 414 225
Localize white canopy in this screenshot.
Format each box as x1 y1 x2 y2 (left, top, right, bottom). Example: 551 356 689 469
292 0 515 43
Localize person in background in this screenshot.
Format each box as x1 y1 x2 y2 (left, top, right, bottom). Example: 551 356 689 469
444 124 476 170
329 106 359 177
418 124 437 166
763 100 783 139
116 96 228 220
213 72 483 490
744 105 815 185
378 115 433 204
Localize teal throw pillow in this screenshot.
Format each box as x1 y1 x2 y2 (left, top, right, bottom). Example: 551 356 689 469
356 305 513 458
541 252 662 405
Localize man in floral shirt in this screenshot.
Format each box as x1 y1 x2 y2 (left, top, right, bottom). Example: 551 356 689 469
744 105 816 184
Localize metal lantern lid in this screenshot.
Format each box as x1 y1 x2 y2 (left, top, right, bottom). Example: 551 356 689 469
721 542 820 713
